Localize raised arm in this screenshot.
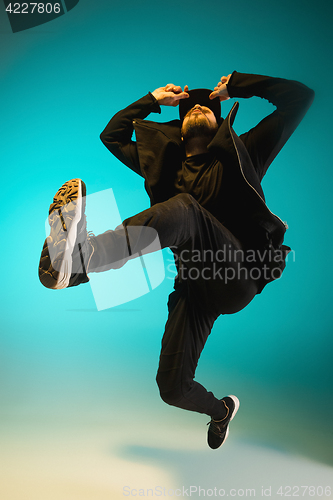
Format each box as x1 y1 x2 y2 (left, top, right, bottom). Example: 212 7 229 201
100 93 160 177
210 71 314 181
100 85 188 177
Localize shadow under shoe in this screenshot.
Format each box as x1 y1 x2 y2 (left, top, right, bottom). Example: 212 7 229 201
207 395 240 449
38 178 94 289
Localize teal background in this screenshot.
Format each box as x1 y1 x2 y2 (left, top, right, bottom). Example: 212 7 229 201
1 0 332 498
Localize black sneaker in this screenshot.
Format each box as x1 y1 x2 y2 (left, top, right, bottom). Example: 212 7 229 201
39 179 94 289
207 395 240 449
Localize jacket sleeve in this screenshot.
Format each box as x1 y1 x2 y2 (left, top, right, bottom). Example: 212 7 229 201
100 93 161 177
226 71 315 181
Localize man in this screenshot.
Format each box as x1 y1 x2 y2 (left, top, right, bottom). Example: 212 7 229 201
39 71 314 449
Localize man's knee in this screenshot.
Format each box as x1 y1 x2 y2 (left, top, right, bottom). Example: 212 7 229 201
157 386 184 407
151 193 196 224
172 193 196 208
156 373 191 407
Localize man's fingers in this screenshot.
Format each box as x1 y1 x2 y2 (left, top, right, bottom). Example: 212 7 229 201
209 89 230 101
153 85 189 106
172 86 183 94
173 91 189 100
221 74 232 83
165 84 183 94
213 83 226 92
170 91 189 106
210 74 232 99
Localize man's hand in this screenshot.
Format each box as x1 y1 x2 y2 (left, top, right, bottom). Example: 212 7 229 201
209 75 232 101
152 84 189 107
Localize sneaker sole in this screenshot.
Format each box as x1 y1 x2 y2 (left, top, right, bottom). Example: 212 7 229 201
39 179 84 289
228 395 240 422
55 181 83 289
223 395 240 444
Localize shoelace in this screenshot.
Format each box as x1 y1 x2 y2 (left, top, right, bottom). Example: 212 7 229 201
207 419 226 437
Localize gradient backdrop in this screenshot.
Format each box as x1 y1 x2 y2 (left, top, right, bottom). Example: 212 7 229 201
1 1 333 499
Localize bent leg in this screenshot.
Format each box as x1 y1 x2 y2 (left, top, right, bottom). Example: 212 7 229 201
156 281 226 418
88 193 197 273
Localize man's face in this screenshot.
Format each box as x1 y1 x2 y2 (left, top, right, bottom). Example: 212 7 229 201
181 104 218 140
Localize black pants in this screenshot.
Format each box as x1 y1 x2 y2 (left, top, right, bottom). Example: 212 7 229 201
89 194 259 418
